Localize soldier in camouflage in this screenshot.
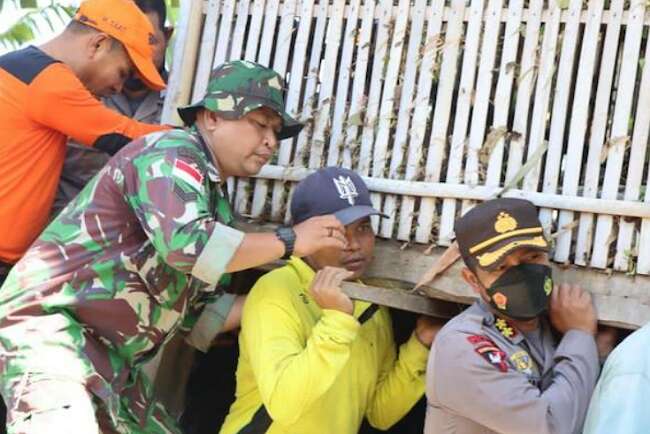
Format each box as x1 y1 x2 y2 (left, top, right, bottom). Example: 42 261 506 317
0 60 347 434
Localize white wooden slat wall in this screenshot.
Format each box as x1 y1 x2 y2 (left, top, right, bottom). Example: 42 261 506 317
164 0 650 277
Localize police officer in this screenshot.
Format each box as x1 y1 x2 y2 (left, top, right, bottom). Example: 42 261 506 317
424 198 600 434
0 61 346 434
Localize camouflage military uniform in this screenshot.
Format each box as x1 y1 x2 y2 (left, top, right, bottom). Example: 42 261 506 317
0 60 302 434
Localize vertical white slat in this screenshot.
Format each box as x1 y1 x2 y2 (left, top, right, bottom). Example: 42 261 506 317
636 171 650 274
372 0 412 238
234 0 271 214
358 0 392 177
213 0 237 66
358 0 393 233
615 31 650 271
230 0 252 60
485 0 524 186
251 0 298 218
396 0 445 241
554 0 605 263
415 0 466 243
380 0 426 240
327 0 362 167
521 3 561 195
574 0 624 266
461 0 504 215
537 0 583 229
308 0 346 168
503 0 543 182
292 1 329 167
243 0 267 62
437 0 485 245
190 0 221 103
591 0 645 269
341 0 377 169
270 0 315 221
257 0 281 65
161 0 203 125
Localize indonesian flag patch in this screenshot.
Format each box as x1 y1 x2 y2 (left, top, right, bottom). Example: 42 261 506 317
172 159 204 190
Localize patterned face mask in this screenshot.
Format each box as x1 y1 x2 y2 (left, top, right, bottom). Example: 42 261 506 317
485 263 553 320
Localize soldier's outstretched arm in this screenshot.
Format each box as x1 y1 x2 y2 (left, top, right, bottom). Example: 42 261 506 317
429 329 599 434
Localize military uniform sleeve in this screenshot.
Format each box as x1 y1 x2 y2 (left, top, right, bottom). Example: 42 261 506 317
27 63 167 154
124 139 244 284
183 292 237 352
431 329 599 434
365 315 428 430
242 276 360 426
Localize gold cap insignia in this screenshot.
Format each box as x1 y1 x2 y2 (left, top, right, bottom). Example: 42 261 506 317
494 212 518 234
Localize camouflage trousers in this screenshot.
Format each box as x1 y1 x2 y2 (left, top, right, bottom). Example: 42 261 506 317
2 373 181 434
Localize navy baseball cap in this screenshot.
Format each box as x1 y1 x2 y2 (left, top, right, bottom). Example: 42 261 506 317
291 167 387 225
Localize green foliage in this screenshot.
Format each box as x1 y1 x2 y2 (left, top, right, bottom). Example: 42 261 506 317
0 1 75 49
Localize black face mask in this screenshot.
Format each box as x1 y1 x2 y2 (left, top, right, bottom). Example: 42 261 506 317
485 263 553 320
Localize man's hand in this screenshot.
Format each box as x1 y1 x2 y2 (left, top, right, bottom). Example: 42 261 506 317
414 316 445 348
549 283 597 336
308 266 354 315
293 215 347 257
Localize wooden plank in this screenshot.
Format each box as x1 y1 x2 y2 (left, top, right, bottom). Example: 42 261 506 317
504 0 543 182
292 0 328 168
341 281 459 318
229 0 252 60
415 0 466 243
396 0 445 241
380 0 427 240
213 0 237 66
234 0 267 215
160 0 203 125
484 0 523 188
256 164 650 218
270 0 315 221
308 0 345 168
438 0 485 245
251 0 298 218
461 0 504 215
190 0 221 104
327 0 362 167
537 0 582 230
614 10 650 272
554 0 605 263
521 2 561 196
341 0 376 170
575 0 624 266
371 0 412 238
366 241 650 329
358 0 393 178
590 0 645 269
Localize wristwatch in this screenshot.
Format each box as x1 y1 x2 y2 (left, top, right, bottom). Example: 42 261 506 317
275 226 296 260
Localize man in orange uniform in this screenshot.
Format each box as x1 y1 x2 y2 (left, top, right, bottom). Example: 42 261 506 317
0 0 168 282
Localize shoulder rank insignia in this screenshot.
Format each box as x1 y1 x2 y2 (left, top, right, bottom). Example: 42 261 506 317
467 335 508 373
495 318 517 339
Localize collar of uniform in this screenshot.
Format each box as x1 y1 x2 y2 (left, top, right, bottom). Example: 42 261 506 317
189 128 221 183
478 299 524 344
287 256 371 317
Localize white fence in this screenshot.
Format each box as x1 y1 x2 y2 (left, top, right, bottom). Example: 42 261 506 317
163 0 650 275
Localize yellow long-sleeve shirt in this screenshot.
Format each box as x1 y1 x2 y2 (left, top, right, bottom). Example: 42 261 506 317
220 257 429 434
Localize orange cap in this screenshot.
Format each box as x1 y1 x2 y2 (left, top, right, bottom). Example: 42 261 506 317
74 0 166 91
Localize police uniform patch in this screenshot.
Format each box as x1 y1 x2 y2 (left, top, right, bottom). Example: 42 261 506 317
467 335 508 373
510 350 534 375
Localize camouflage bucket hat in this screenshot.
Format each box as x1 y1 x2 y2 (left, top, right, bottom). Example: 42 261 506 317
177 60 303 140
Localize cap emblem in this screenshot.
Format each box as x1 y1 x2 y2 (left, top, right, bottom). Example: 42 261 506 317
494 212 518 234
333 175 358 205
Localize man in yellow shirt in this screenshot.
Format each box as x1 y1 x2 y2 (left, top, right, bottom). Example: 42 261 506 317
220 167 441 434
